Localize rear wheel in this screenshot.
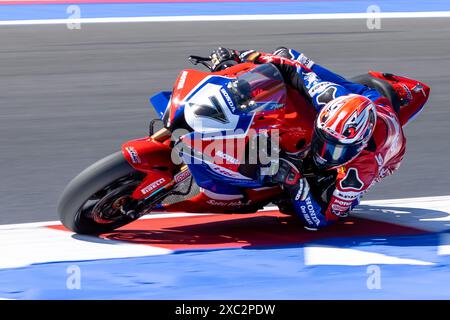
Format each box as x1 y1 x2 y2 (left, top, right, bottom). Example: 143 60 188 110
57 152 145 234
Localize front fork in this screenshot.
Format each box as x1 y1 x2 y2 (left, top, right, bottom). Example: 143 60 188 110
151 127 172 142
125 165 191 219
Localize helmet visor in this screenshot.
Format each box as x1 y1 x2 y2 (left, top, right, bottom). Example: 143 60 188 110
311 133 364 169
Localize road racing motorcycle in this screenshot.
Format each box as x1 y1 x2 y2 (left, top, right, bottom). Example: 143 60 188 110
58 55 430 234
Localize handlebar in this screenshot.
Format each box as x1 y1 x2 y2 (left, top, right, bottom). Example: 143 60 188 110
188 55 214 71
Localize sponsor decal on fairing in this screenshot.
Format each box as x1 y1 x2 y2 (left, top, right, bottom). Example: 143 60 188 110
206 199 252 207
141 178 166 196
400 83 413 101
174 169 191 184
215 150 239 165
125 146 141 164
207 162 252 180
177 71 188 90
220 87 236 112
412 83 426 97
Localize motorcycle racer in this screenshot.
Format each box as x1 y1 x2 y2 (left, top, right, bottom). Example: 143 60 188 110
208 47 427 230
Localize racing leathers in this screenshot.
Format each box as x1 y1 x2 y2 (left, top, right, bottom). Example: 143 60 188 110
214 47 407 230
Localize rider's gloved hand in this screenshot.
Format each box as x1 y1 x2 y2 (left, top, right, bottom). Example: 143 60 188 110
273 48 315 69
210 47 261 71
210 47 240 71
270 158 303 186
273 47 292 59
272 158 331 231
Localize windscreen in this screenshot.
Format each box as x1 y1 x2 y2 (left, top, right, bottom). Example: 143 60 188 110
227 63 287 113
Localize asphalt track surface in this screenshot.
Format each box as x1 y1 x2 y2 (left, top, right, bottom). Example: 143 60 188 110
0 18 449 224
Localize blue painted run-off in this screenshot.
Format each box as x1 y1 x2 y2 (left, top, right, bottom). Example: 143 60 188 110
0 0 450 21
1 233 450 299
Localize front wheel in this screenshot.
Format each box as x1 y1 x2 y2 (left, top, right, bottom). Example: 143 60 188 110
57 152 145 234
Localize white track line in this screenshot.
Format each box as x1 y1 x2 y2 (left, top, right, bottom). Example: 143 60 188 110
354 195 450 233
0 227 171 269
362 195 450 205
1 11 450 26
304 245 435 266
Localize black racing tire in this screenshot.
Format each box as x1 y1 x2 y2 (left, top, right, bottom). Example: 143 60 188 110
57 151 141 235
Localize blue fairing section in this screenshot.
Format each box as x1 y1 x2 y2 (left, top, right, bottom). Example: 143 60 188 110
179 131 264 193
171 105 186 126
150 91 172 119
182 155 263 190
185 161 244 195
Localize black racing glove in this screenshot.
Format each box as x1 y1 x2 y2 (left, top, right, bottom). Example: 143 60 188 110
210 47 240 71
270 158 303 187
210 47 260 71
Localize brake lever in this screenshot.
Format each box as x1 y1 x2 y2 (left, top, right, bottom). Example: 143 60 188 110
188 55 214 71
